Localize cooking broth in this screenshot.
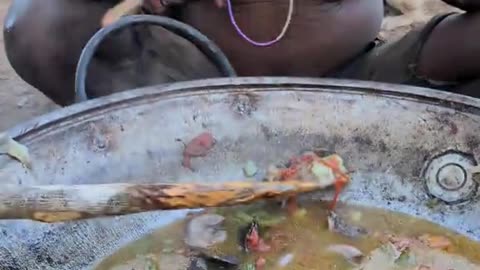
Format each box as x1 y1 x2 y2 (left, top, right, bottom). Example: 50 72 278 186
95 202 480 270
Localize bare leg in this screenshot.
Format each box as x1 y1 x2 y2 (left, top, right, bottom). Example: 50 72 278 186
417 13 480 85
4 0 223 106
4 0 117 105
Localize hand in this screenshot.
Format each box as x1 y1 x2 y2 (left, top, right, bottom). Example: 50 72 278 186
101 0 227 28
143 0 226 14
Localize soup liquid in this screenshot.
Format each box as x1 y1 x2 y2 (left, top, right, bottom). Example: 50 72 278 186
96 202 480 270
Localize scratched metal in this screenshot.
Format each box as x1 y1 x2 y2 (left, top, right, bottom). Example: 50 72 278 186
1 77 480 269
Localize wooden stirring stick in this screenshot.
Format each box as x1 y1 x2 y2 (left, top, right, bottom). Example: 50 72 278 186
0 180 328 223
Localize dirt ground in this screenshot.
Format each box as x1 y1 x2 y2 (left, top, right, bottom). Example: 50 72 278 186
0 0 457 132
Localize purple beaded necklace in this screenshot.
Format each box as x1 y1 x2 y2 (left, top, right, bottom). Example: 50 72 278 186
225 0 294 47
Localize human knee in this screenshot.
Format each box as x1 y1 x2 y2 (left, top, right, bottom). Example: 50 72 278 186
3 0 116 105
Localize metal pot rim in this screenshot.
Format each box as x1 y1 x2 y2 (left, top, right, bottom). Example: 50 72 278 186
7 77 480 140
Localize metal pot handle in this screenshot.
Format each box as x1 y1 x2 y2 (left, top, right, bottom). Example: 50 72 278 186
74 15 237 103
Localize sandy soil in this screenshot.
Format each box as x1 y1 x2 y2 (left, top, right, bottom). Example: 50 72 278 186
0 0 457 132
381 0 460 42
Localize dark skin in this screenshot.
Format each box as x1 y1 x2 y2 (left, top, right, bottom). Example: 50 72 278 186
177 0 383 77
3 0 221 105
441 0 480 11
3 0 480 106
418 8 480 82
3 0 120 105
162 0 480 82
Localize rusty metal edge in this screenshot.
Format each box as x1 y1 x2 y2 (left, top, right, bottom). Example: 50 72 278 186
6 77 480 142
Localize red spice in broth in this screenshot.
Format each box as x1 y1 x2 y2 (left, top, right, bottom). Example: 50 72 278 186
246 221 271 253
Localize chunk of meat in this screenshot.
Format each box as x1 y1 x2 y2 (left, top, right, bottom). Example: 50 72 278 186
327 211 368 238
269 152 350 210
326 244 364 264
185 214 226 248
245 220 271 253
255 257 266 269
418 234 452 251
388 235 414 253
182 132 215 170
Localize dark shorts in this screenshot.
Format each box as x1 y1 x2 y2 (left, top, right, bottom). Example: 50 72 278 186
330 12 480 96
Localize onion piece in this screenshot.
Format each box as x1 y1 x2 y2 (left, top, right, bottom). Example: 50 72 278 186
244 160 259 177
185 214 227 248
326 244 364 264
277 253 294 268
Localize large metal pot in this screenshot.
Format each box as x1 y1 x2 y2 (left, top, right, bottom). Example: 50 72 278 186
1 77 480 269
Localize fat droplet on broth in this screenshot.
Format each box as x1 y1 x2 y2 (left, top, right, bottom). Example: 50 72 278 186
278 253 295 267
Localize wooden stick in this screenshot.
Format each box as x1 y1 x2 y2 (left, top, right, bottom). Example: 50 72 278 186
0 181 325 223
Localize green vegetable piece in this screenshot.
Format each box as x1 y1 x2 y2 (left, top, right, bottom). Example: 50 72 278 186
259 216 286 227
161 247 174 254
243 263 256 270
249 210 285 227
162 238 174 245
311 162 334 185
394 251 415 267
233 210 285 227
0 133 31 168
234 212 254 223
380 243 401 260
293 208 307 219
144 256 159 270
244 160 258 177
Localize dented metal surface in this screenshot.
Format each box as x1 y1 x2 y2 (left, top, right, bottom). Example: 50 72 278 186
0 77 480 269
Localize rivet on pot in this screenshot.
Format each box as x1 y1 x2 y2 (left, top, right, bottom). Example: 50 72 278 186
436 163 466 191
422 151 478 204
